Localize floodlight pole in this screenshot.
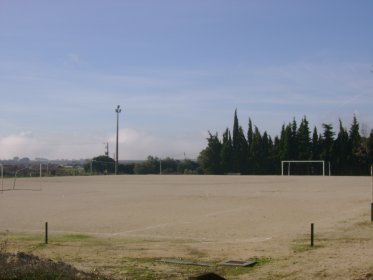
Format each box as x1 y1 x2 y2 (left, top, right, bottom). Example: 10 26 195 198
115 105 122 175
371 164 373 202
1 164 3 192
371 164 373 222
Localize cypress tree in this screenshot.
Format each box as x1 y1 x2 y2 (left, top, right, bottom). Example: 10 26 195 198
250 126 262 174
261 131 271 174
349 115 361 153
332 119 350 174
232 110 248 174
198 132 222 174
321 123 335 163
311 126 320 160
232 110 240 172
290 119 298 160
297 116 311 160
199 112 371 175
349 115 361 157
349 115 364 174
247 118 254 174
279 124 292 160
221 128 233 173
273 136 281 174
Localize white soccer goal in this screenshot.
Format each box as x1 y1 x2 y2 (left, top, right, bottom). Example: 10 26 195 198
0 164 44 192
281 160 325 176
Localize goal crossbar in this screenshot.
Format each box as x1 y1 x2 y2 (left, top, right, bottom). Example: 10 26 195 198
281 160 325 176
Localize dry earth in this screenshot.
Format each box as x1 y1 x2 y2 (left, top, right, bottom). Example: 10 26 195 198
0 175 372 279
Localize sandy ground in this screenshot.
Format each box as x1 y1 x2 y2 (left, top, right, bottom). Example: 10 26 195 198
1 175 372 279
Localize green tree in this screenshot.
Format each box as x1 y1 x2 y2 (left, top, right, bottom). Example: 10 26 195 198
289 119 298 160
232 110 248 174
349 115 361 157
297 116 311 160
220 128 233 173
198 112 371 176
279 124 292 160
321 123 335 163
198 132 223 174
249 126 262 174
332 119 350 174
160 157 179 174
84 155 115 174
134 156 159 174
311 127 321 160
177 159 200 174
247 118 254 174
261 131 274 174
348 115 365 174
273 136 281 174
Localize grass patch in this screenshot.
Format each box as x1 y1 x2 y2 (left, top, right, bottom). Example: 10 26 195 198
52 234 93 242
292 243 324 253
7 234 42 242
1 232 273 279
117 257 160 280
2 232 92 243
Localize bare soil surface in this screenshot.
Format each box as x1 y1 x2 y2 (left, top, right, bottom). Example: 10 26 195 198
1 175 372 279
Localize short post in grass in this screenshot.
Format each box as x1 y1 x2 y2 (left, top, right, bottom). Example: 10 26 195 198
45 222 48 244
310 223 314 247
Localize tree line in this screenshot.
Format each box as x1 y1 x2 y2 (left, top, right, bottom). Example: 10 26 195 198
84 155 201 175
198 110 373 175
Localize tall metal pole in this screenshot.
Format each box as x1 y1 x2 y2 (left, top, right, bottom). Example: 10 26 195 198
371 164 373 222
1 164 3 192
371 164 373 202
115 105 122 175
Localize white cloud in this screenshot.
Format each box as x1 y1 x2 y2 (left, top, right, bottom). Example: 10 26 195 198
0 131 101 160
0 132 40 159
0 128 204 160
108 128 203 160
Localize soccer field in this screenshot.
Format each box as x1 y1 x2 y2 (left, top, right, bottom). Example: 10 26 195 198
1 175 372 279
1 175 370 250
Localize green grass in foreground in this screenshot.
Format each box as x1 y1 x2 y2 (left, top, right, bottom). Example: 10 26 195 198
1 231 273 279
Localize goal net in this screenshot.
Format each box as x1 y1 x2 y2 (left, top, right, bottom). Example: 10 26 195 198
281 160 325 176
1 164 44 192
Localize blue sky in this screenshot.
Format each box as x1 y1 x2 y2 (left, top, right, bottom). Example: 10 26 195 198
0 0 372 160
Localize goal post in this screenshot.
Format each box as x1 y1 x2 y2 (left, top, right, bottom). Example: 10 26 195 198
281 160 325 176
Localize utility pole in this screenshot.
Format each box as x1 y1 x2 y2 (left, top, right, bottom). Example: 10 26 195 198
115 105 122 175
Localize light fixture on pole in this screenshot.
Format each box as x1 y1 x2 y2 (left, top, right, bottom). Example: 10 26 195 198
115 105 122 175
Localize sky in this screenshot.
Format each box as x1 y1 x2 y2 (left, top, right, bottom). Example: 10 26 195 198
0 0 372 160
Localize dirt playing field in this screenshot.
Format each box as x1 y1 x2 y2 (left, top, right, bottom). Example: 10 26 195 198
1 175 373 279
